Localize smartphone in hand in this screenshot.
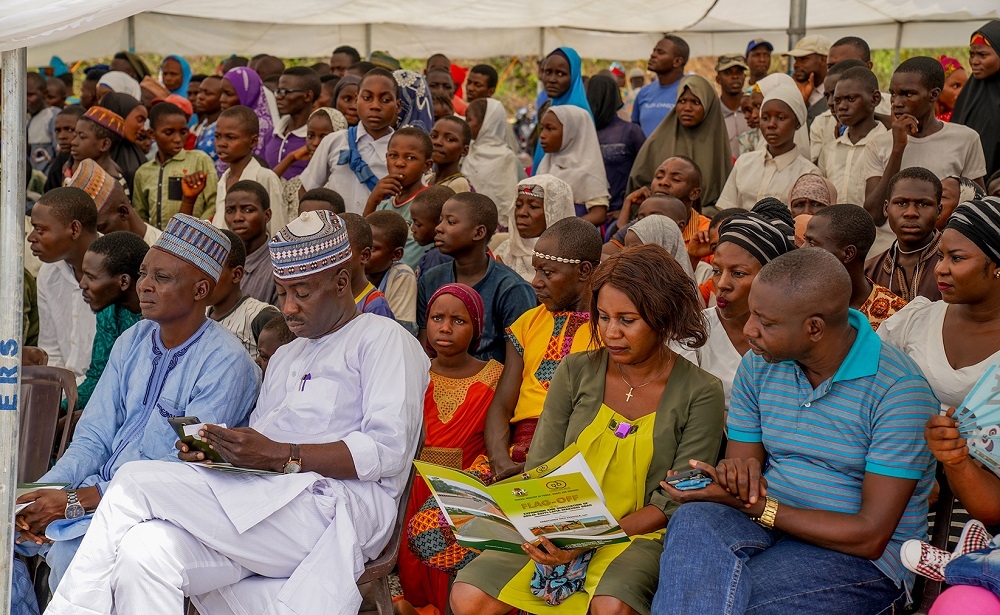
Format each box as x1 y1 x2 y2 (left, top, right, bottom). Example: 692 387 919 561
665 468 713 491
167 416 226 463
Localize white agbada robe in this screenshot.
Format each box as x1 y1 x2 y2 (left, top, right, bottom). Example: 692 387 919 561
46 313 430 615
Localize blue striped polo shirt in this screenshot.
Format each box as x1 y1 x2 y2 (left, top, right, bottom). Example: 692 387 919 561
728 309 937 592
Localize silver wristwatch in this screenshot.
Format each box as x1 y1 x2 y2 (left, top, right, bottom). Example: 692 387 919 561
65 489 86 520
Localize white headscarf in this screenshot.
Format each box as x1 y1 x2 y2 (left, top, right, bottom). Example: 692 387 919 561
494 175 576 281
535 105 609 206
461 99 520 224
628 215 695 280
754 73 810 160
309 107 349 133
97 71 142 101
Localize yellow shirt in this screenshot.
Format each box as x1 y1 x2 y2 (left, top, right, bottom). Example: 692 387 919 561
506 306 595 423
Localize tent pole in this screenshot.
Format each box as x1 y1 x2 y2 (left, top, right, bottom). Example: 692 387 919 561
364 24 372 59
127 16 135 53
787 0 807 72
892 22 903 70
0 46 27 615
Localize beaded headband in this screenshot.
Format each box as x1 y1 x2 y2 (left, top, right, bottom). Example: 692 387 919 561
533 251 581 264
518 184 545 199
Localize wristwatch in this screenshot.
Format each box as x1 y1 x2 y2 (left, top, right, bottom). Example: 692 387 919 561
752 496 779 529
283 444 302 474
64 489 86 520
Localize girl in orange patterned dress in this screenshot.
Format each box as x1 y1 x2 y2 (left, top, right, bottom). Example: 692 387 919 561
399 283 503 614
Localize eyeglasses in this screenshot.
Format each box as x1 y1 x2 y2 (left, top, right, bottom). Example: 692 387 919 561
275 88 306 97
718 55 746 63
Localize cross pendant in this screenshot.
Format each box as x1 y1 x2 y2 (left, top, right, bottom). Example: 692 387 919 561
625 388 634 402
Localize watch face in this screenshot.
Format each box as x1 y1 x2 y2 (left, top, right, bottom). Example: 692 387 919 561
283 461 302 474
65 505 86 520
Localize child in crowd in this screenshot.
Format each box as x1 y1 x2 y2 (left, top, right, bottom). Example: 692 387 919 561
317 74 339 108
75 231 147 410
207 230 281 356
222 180 277 305
299 68 399 214
865 167 944 302
193 76 223 164
133 102 218 230
70 107 126 191
366 210 418 332
809 59 867 163
299 187 346 215
461 98 519 227
398 283 503 613
738 87 763 155
428 116 472 192
212 105 286 232
716 82 819 209
864 56 987 226
254 313 295 377
618 156 709 250
411 185 455 278
45 105 84 192
536 106 610 226
273 108 347 182
369 127 433 269
340 212 395 319
27 187 99 380
70 160 161 245
417 193 536 363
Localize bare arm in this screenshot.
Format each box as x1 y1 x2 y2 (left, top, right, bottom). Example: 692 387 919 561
864 115 916 225
927 410 1000 525
483 341 525 480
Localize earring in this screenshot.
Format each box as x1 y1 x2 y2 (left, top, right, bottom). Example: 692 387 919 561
995 271 1000 279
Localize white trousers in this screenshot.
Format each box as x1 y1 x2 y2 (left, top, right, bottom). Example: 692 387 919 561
45 461 335 615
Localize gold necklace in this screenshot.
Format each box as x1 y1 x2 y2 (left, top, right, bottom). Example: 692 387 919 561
617 353 675 402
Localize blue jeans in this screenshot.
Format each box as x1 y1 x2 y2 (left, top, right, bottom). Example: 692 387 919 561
652 502 907 614
945 537 1000 596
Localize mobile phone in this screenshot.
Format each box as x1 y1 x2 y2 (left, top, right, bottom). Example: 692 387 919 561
167 176 183 201
167 416 226 463
665 469 713 491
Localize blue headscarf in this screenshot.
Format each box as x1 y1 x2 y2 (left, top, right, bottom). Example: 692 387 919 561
532 47 593 173
393 69 435 134
162 55 192 97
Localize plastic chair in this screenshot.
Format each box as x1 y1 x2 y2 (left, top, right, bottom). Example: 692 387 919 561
911 466 956 614
18 365 77 483
357 463 419 615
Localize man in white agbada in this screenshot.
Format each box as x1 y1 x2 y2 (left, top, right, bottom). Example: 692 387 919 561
46 210 430 615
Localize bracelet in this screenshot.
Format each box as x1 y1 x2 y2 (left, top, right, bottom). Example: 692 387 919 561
753 496 778 529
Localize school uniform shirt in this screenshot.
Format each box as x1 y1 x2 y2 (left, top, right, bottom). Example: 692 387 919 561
376 193 429 270
299 123 391 215
863 122 988 184
37 261 96 382
265 116 309 180
212 157 288 233
208 295 281 357
132 149 219 230
879 297 1000 409
819 123 894 254
417 259 537 363
715 148 819 211
415 247 452 279
377 261 417 333
729 308 938 593
632 80 681 137
809 110 837 164
241 242 278 306
721 100 749 160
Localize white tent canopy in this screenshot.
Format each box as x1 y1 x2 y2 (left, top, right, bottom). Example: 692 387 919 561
2 0 999 66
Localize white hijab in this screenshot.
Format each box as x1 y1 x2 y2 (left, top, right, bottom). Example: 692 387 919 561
494 175 576 282
462 99 520 223
536 105 609 206
754 73 810 160
628 215 695 280
97 71 142 101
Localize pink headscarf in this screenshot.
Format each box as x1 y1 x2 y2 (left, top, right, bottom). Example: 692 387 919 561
425 283 485 357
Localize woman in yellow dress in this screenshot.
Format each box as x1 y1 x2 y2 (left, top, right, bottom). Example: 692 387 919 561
450 244 726 615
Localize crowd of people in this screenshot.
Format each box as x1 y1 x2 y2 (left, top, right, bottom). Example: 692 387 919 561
9 19 1000 615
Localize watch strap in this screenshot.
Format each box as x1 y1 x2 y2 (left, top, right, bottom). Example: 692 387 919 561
290 443 301 462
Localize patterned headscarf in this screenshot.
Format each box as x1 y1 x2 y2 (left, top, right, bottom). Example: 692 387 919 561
717 212 794 266
496 175 576 282
425 283 485 357
393 70 435 133
946 197 1000 266
223 67 275 159
939 55 964 78
309 107 349 133
789 173 838 207
751 197 796 247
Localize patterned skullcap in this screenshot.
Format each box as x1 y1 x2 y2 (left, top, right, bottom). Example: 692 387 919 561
518 183 546 199
269 210 352 280
82 106 125 138
717 212 794 266
425 283 485 357
68 160 116 212
152 214 231 282
946 197 1000 265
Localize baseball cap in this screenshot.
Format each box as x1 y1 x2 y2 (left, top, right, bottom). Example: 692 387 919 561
782 34 833 58
746 39 774 56
716 55 749 72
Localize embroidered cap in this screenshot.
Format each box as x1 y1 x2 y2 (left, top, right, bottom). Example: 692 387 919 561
152 214 231 282
269 210 353 280
518 183 546 199
82 106 125 138
68 160 116 212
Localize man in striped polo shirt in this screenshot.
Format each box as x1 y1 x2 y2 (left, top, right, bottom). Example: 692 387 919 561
652 247 938 614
